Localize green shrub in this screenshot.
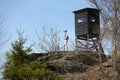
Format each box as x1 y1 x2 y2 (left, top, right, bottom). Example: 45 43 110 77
3 31 62 80
3 61 62 80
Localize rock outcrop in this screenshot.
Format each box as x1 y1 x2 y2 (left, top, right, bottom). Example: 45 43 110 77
32 51 107 74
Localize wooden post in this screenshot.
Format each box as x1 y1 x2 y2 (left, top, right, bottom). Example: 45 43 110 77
75 38 78 50
86 34 89 51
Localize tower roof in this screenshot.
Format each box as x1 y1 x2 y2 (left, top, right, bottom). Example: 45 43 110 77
73 8 99 13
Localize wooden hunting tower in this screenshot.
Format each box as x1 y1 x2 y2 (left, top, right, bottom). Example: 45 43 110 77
73 8 100 51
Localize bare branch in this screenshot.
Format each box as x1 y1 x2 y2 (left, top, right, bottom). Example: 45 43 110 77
36 26 60 52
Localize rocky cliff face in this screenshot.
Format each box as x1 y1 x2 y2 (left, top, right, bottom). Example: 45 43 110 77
30 51 120 80
32 51 107 74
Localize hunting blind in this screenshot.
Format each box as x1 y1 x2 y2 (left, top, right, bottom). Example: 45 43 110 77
73 8 100 51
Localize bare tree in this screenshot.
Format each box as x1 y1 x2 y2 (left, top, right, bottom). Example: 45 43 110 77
36 26 60 53
0 18 7 49
87 0 120 79
0 17 8 79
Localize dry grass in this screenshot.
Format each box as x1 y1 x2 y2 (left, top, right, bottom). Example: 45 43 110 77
60 53 120 80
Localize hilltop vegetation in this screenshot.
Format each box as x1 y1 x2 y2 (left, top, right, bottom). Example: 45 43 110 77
3 31 62 80
2 30 120 80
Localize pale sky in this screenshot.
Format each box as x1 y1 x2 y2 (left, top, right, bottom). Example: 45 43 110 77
0 0 92 76
0 0 105 78
0 0 92 53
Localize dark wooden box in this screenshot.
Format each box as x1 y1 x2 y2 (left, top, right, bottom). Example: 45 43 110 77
73 8 100 39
